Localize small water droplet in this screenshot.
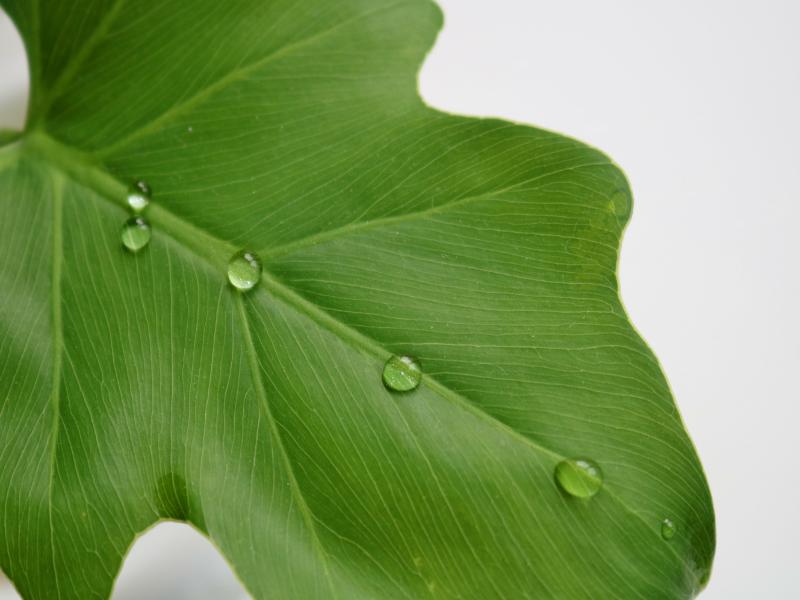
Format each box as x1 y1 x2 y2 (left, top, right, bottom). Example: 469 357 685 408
227 250 262 291
127 180 151 212
382 355 422 392
121 217 151 252
608 189 630 219
554 458 603 498
661 518 676 540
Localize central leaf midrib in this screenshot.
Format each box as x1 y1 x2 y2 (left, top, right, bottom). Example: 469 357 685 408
21 130 696 585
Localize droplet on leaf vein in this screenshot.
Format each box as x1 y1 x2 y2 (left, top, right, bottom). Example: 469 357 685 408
121 217 151 252
661 518 676 540
382 355 422 392
126 180 152 212
554 458 603 498
227 250 262 291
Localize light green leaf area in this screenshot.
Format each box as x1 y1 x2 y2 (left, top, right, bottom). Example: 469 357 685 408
0 1 714 598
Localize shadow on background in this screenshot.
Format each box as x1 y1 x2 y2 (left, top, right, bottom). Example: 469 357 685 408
0 8 27 131
0 569 20 600
112 522 250 600
0 522 249 599
0 88 26 131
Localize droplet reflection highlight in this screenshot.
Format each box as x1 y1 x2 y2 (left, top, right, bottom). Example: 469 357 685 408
127 180 152 212
121 217 151 252
661 518 676 540
227 250 262 291
554 458 603 498
382 355 422 392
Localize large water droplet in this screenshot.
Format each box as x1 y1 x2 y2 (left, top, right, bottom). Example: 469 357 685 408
382 355 422 392
661 518 676 540
127 180 151 212
227 250 262 291
121 217 151 252
554 458 603 498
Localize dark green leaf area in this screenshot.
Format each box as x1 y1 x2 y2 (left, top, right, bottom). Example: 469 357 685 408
0 1 714 598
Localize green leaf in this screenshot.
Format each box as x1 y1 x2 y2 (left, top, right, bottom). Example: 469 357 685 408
0 1 714 598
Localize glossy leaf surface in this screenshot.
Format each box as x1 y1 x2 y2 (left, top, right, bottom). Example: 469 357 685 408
0 1 714 598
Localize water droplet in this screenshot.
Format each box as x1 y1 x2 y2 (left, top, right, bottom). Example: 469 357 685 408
382 355 422 392
661 518 676 540
554 458 603 498
607 189 630 220
227 250 262 291
121 217 151 252
127 180 151 212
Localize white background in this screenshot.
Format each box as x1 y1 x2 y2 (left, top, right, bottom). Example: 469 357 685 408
2 1 799 598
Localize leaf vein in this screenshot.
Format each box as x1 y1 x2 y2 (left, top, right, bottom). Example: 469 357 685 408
47 170 65 600
262 161 613 259
96 1 414 158
234 294 339 599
